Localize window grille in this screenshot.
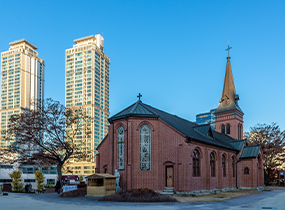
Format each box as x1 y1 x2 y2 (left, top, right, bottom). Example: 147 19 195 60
222 155 226 177
210 153 215 177
117 126 124 170
140 124 151 170
193 150 200 176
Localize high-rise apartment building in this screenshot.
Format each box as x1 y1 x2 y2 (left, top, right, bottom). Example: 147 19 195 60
0 40 44 149
196 108 216 130
65 34 110 175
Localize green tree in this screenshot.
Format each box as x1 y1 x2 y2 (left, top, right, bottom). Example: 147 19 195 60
34 171 45 191
9 170 23 191
79 175 83 182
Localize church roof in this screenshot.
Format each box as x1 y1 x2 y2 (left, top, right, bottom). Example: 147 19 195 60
229 139 245 151
240 145 260 159
109 100 241 151
215 57 243 114
109 100 158 121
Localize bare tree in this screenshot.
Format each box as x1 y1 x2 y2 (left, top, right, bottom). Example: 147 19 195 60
248 123 285 184
6 98 92 186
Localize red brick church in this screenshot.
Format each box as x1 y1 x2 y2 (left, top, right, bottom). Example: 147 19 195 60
96 56 264 193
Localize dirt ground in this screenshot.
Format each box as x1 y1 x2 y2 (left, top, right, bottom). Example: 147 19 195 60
173 186 285 202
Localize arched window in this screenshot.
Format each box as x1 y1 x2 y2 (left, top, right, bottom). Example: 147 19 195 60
117 126 125 170
210 153 215 177
193 150 200 177
222 155 226 177
244 167 249 175
221 125 225 134
232 157 235 177
140 124 151 170
226 124 230 134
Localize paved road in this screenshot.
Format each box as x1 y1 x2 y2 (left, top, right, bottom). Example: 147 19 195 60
1 189 285 210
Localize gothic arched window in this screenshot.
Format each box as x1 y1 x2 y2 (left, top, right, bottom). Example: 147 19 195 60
232 157 235 177
140 124 151 170
210 153 215 177
244 167 249 175
226 124 230 134
222 155 226 177
193 150 200 177
117 126 125 170
221 125 225 134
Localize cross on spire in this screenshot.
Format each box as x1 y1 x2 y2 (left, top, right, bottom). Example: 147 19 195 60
137 93 142 101
225 44 232 57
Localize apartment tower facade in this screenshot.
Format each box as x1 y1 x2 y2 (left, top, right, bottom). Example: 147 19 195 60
0 40 44 149
65 34 110 175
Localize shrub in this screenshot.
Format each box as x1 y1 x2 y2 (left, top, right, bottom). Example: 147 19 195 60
9 170 23 192
44 183 55 188
60 188 87 197
34 171 45 191
99 188 178 202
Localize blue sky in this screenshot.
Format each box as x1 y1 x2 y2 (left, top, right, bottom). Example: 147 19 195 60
1 0 284 132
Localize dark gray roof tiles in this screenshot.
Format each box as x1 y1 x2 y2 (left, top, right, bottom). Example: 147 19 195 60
109 100 158 121
240 145 260 159
108 100 241 151
229 140 245 151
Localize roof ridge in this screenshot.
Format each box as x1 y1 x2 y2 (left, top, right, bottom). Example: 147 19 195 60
130 100 141 113
111 102 137 118
244 144 260 147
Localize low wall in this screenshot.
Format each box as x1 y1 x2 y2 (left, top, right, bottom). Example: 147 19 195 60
45 188 55 193
87 186 115 197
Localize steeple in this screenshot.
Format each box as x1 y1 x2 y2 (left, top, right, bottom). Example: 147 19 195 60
215 56 243 114
214 50 244 140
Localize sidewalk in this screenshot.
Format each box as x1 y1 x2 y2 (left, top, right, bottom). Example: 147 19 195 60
1 189 285 210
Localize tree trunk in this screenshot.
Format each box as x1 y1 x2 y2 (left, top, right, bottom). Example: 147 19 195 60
57 165 63 187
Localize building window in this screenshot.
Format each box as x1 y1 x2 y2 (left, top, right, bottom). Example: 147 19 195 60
210 153 215 177
222 155 226 177
139 124 151 170
221 125 225 134
24 179 35 183
117 126 125 170
226 124 230 134
47 179 55 185
232 157 235 177
193 149 200 177
244 167 249 175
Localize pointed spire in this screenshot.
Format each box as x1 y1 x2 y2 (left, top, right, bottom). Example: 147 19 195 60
221 57 236 102
215 55 243 114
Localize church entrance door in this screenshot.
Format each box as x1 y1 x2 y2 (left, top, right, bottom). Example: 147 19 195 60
166 166 174 187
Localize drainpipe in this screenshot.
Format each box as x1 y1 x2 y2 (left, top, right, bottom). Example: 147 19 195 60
125 117 128 191
112 122 114 174
125 117 129 163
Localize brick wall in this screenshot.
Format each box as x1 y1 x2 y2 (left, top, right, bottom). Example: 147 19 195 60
97 116 262 192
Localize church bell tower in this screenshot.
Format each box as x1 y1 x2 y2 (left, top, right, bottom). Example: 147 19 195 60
215 48 244 139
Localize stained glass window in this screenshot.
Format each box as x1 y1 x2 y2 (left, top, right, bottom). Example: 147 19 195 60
193 150 200 177
117 126 124 170
222 155 226 177
210 153 215 177
140 124 151 170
